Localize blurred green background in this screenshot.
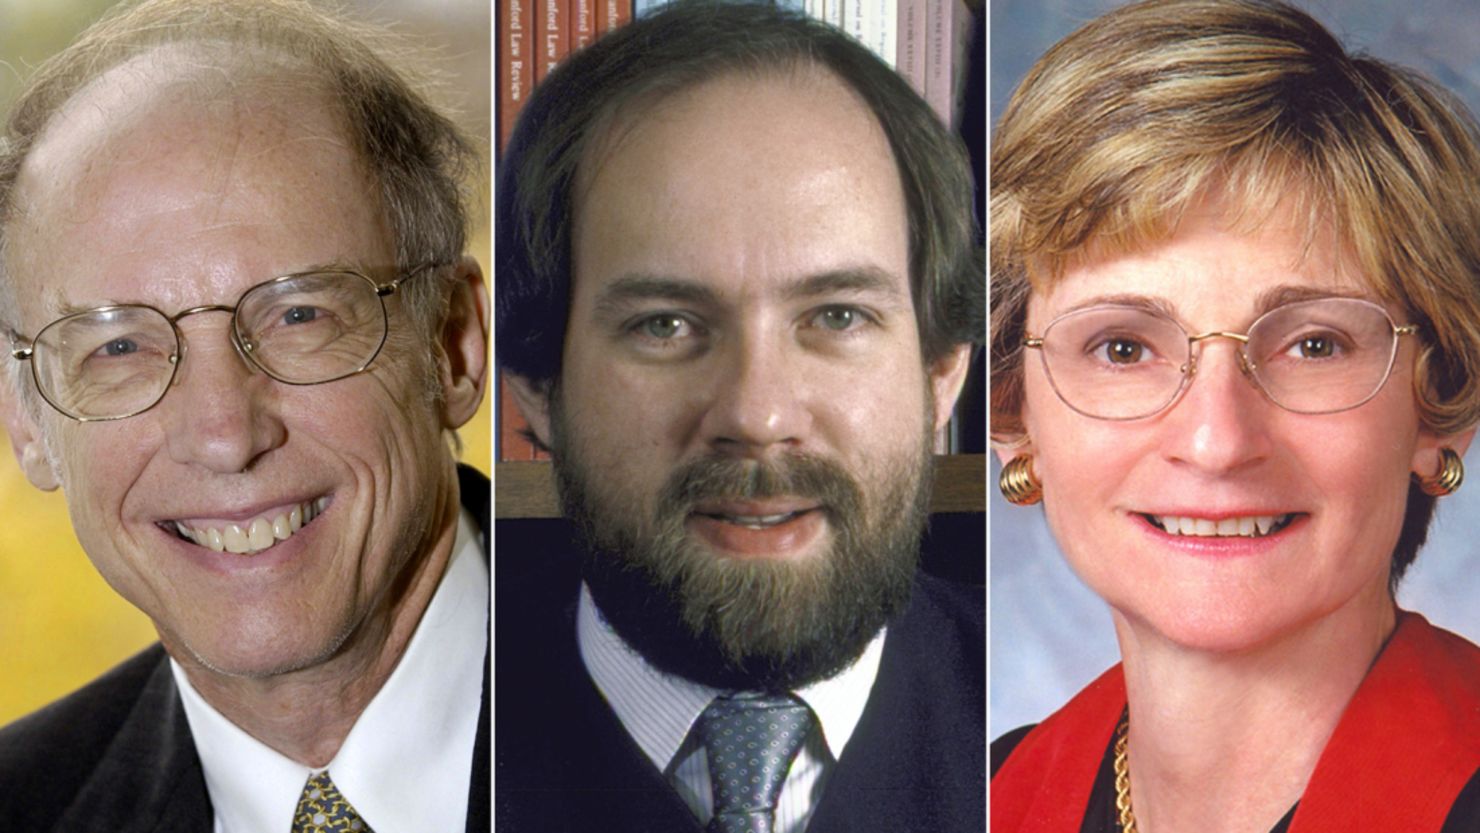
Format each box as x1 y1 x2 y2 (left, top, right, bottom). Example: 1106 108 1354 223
0 0 491 725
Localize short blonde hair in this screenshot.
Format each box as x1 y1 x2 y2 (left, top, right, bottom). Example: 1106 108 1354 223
991 0 1480 445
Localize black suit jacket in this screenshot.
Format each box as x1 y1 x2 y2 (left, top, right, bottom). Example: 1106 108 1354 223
0 466 491 833
495 518 986 832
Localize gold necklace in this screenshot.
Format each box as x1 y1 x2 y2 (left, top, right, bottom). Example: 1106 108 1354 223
1113 712 1139 832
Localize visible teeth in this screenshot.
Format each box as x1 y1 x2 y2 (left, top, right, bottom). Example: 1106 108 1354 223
1154 514 1292 538
720 512 796 529
222 524 250 553
248 518 275 550
173 497 326 555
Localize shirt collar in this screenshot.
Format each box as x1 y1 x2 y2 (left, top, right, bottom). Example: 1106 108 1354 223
174 509 488 833
577 582 885 773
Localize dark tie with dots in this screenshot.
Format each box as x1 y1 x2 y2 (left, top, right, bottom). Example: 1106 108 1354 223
696 692 814 833
291 771 373 832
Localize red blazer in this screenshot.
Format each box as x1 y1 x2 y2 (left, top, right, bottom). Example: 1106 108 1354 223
992 612 1480 832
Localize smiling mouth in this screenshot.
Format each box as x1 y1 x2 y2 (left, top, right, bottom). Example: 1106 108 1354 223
163 497 330 555
695 509 818 529
1144 513 1297 538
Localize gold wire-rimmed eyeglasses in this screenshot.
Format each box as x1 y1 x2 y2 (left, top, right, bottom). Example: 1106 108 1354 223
1022 297 1419 421
5 263 441 422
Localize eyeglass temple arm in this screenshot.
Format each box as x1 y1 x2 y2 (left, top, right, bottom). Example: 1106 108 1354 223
4 327 32 360
375 261 447 296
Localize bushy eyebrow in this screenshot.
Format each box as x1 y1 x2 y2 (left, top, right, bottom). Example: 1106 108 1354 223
780 267 906 303
592 275 721 316
591 267 906 317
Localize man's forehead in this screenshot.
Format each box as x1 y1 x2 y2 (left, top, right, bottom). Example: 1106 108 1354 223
577 63 884 196
4 45 382 321
18 44 347 208
568 65 910 311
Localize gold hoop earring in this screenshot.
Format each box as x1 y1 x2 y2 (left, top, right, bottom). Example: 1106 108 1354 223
1416 447 1464 497
999 455 1043 506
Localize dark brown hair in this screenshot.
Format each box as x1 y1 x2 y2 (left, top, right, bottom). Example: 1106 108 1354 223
496 0 983 386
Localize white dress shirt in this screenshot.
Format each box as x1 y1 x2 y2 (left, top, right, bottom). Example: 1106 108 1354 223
577 583 885 833
173 510 488 833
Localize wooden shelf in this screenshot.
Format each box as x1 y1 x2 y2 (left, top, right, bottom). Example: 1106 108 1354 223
495 454 986 519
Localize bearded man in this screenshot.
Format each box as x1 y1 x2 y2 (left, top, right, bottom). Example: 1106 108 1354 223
494 3 985 831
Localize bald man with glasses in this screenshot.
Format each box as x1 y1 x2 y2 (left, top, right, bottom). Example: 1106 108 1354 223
0 1 490 830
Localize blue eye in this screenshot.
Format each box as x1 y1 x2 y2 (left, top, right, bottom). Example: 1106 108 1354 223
811 305 875 333
103 338 139 357
639 314 687 340
282 306 319 325
816 307 856 331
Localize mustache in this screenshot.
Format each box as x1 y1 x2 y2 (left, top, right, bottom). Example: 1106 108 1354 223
658 454 864 516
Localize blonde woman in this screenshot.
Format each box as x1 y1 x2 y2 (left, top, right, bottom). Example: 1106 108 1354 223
990 1 1480 830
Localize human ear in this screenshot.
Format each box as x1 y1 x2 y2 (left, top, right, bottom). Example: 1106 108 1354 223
505 372 554 451
1411 424 1477 482
436 256 490 430
928 343 974 435
1 382 59 491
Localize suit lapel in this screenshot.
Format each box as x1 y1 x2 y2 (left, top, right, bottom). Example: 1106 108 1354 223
807 576 986 833
496 572 702 832
466 641 491 833
53 648 212 833
465 464 492 833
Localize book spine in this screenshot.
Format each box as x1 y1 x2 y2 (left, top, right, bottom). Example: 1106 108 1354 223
633 0 666 19
574 0 597 51
897 0 926 97
923 0 952 126
824 0 843 28
536 0 570 81
874 0 897 69
498 0 534 153
597 0 632 32
844 0 866 50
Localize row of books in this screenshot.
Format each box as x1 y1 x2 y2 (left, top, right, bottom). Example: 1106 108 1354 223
495 0 975 461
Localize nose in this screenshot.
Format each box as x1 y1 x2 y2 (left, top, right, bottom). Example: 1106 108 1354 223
161 314 286 473
1158 337 1273 474
696 330 812 459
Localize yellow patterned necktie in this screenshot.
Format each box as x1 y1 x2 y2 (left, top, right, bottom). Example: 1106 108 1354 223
292 771 374 833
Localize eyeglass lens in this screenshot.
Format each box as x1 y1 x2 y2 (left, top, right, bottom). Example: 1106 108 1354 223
27 271 390 420
1035 298 1402 420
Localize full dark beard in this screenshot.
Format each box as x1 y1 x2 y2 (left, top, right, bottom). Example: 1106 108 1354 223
552 422 932 691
